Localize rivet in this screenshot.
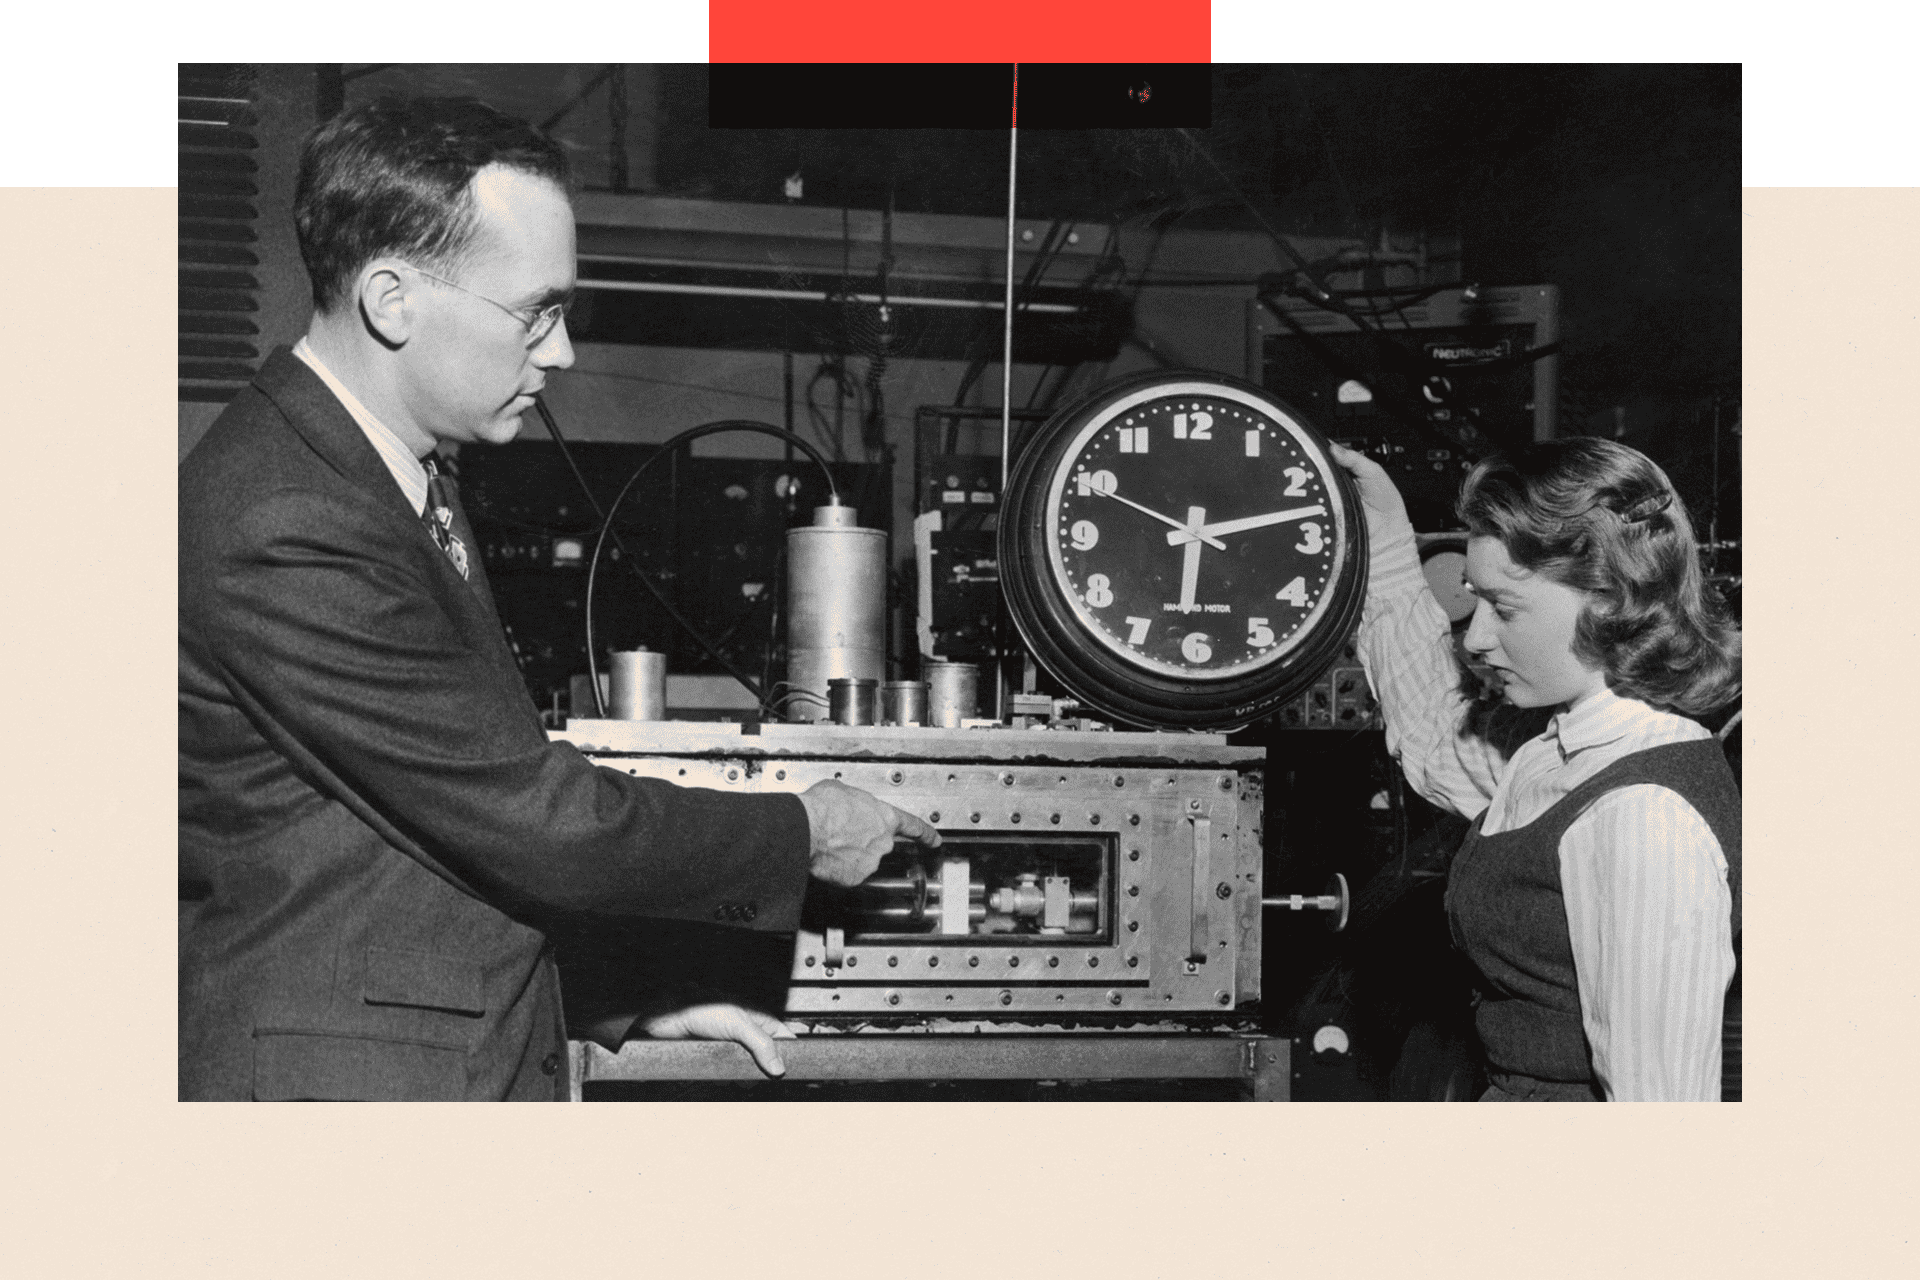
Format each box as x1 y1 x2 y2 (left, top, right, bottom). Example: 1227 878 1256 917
969 812 982 824
928 956 939 968
726 768 739 782
775 769 787 781
1010 812 1022 824
805 955 816 967
1129 849 1140 861
1127 955 1139 967
1089 813 1101 825
1112 775 1125 788
1050 813 1062 825
1047 956 1059 968
886 955 897 967
1127 885 1139 897
1216 882 1233 900
1087 956 1099 968
968 955 980 968
1217 992 1232 1006
1000 772 1014 787
1127 921 1139 933
1000 990 1014 1005
889 769 904 785
1009 955 1020 968
1107 991 1123 1006
929 810 941 823
1129 813 1140 826
889 992 902 1006
846 955 858 967
1219 775 1233 791
1187 798 1201 812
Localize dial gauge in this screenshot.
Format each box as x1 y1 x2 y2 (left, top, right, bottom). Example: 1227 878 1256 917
1002 371 1367 729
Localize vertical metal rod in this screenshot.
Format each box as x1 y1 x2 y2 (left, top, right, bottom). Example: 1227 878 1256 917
1000 64 1019 497
997 65 1020 726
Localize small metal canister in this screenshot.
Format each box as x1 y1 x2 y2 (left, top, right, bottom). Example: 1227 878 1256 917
880 680 928 726
828 677 880 726
608 648 667 720
924 661 979 728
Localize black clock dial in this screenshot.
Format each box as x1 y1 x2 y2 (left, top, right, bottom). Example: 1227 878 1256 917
1001 371 1367 729
1045 384 1345 680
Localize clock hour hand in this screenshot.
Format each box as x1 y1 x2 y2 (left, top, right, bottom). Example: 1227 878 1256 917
1166 503 1328 545
1177 508 1204 612
1093 486 1228 551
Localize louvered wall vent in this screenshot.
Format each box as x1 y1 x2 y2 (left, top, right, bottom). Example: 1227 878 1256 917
179 64 262 403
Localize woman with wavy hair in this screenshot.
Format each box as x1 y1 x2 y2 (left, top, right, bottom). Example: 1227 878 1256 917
1331 436 1740 1101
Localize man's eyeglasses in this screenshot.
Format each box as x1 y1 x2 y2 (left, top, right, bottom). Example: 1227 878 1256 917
406 264 571 349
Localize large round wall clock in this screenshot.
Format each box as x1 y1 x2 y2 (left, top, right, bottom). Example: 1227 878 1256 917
1000 370 1368 729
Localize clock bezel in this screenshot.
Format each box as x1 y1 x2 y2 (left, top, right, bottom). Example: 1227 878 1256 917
1001 369 1369 730
1041 378 1354 682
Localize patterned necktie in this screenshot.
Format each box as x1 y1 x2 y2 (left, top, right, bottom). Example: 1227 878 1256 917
421 457 471 580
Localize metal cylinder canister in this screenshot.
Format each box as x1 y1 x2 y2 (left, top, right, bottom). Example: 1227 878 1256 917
881 680 928 726
785 502 887 721
608 647 667 720
924 661 979 728
828 677 880 726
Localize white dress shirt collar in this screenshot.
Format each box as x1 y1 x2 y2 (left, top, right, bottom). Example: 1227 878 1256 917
1545 685 1670 759
291 337 431 517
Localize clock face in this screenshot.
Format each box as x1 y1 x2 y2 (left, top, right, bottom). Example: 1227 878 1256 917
1041 381 1351 682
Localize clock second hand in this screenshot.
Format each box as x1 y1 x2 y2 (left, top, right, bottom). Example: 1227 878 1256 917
1093 486 1228 551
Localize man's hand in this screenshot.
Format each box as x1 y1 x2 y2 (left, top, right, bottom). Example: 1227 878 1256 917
640 1003 797 1078
796 778 941 887
1328 441 1415 543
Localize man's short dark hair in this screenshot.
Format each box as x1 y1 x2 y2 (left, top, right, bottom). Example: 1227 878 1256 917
294 96 571 314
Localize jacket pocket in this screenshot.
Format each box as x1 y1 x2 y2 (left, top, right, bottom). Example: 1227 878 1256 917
362 946 486 1017
251 1029 467 1101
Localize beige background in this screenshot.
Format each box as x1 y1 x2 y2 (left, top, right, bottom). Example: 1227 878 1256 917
3 173 1913 1274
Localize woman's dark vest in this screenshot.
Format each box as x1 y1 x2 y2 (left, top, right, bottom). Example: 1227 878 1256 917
1445 739 1742 1085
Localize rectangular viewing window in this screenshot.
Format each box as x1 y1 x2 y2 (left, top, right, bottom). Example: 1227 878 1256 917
832 833 1114 945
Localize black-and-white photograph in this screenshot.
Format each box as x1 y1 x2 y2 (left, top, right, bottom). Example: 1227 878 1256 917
177 62 1742 1103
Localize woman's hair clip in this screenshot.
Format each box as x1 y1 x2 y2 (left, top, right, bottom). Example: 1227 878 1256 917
1611 491 1673 524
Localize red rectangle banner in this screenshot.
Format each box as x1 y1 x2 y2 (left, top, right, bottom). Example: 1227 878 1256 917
708 0 1213 63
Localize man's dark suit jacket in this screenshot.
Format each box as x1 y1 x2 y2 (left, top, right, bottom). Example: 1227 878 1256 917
179 349 811 1100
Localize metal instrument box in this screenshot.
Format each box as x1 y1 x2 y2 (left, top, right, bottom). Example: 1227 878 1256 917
553 720 1266 1021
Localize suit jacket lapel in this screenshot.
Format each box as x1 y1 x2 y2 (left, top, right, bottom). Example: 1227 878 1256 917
253 347 516 658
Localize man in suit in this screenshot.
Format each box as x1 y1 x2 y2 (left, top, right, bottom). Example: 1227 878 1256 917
179 95 938 1100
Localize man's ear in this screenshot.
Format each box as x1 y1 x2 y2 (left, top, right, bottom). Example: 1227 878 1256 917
357 261 414 347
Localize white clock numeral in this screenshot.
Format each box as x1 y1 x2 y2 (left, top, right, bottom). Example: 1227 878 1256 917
1084 574 1114 608
1173 411 1213 441
1118 426 1149 453
1125 616 1152 645
1245 429 1260 457
1181 631 1213 663
1295 521 1325 554
1069 519 1100 551
1276 576 1310 607
1076 468 1118 497
1247 616 1275 648
1283 466 1311 497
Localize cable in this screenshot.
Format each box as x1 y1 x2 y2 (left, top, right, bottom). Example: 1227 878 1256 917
534 408 838 720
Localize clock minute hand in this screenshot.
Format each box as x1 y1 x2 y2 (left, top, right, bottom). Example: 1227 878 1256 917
1094 487 1228 551
1166 503 1328 545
